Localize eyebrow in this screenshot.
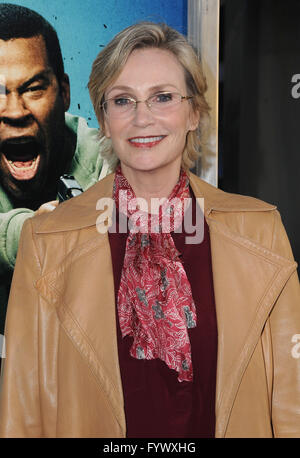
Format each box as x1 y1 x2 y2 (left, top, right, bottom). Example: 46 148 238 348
18 69 53 93
106 84 179 97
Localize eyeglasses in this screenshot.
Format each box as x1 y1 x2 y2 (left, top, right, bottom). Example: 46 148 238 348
101 92 193 118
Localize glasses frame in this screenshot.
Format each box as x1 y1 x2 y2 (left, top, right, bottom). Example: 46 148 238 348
101 91 194 117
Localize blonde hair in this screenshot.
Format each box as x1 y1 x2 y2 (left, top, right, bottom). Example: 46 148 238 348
88 22 210 171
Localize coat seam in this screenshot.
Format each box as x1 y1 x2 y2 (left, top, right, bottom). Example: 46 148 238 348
209 221 296 268
56 300 124 433
217 266 283 436
28 220 43 436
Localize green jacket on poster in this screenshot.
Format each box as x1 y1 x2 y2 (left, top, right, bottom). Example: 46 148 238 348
0 113 105 333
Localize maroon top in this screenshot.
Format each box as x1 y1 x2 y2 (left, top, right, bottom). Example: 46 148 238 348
108 192 218 438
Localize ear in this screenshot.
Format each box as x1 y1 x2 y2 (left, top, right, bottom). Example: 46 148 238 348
103 117 111 138
188 107 200 132
60 73 71 111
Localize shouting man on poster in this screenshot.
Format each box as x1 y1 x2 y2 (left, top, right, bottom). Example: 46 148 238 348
0 3 106 334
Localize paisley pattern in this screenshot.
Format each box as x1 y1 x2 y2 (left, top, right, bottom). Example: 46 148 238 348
114 166 197 382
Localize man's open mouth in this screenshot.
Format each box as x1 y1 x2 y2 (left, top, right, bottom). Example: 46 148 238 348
1 138 41 180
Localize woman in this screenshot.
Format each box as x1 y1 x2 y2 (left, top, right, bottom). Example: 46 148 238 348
0 22 299 438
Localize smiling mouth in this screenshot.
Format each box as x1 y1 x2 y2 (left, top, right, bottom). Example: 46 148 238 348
128 135 166 148
1 138 41 181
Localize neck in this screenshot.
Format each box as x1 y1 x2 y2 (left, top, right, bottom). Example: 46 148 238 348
120 162 182 209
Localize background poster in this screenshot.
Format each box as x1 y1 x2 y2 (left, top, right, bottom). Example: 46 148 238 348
6 0 188 128
6 0 219 185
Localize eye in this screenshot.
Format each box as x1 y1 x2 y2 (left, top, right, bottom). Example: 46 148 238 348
153 92 173 103
113 97 133 106
30 85 46 93
28 86 43 91
22 85 46 98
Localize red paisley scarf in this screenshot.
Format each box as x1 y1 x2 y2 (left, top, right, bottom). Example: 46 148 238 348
114 166 197 382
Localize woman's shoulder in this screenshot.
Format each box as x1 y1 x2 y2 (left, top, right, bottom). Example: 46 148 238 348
30 172 116 236
189 171 276 213
188 172 292 257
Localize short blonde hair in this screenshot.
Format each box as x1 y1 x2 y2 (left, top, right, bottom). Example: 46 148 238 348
88 22 210 171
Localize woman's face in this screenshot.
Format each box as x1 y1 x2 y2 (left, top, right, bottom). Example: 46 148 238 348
103 47 199 176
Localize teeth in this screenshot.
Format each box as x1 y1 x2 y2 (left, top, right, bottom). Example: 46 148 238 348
130 136 164 143
8 157 38 170
8 157 37 163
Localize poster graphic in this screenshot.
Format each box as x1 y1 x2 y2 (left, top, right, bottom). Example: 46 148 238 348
6 0 188 128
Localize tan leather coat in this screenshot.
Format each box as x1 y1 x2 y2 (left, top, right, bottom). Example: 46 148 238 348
0 172 299 438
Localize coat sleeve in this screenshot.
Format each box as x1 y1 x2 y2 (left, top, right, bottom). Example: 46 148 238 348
0 209 34 274
0 218 42 437
268 210 300 437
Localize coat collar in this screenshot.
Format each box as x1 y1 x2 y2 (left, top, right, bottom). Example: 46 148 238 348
35 171 276 234
35 171 296 437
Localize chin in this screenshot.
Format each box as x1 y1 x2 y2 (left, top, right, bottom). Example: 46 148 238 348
2 169 45 202
130 163 163 173
128 154 167 170
136 158 177 173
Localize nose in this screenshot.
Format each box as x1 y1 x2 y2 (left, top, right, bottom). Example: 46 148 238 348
132 100 155 127
0 92 30 121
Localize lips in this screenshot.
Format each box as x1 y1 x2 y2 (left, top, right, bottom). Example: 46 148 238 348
128 135 166 148
1 138 41 180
